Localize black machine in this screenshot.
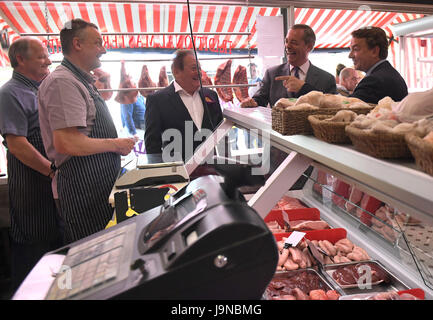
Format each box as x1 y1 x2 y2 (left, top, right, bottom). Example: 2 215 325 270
38 167 278 300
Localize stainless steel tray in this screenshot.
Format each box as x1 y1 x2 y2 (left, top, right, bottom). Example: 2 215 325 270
264 268 342 300
321 260 410 296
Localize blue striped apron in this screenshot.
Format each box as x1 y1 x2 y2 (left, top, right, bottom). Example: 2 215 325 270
57 60 120 243
7 73 59 244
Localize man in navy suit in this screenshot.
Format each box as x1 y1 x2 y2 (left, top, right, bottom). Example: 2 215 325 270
241 24 336 108
144 49 223 162
349 27 408 104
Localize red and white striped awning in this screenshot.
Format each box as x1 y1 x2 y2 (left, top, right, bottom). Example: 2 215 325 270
0 17 19 67
297 9 423 48
0 2 430 89
0 2 279 51
0 2 424 49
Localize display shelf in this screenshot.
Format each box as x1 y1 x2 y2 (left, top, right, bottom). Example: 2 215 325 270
301 185 433 299
223 106 433 222
221 105 433 298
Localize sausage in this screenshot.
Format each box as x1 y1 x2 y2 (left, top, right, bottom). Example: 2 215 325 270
322 240 337 256
278 248 290 266
333 254 341 264
277 241 285 252
347 251 364 261
335 238 354 254
318 240 331 256
298 251 307 269
352 246 370 260
289 247 303 264
302 248 313 267
298 240 308 250
283 257 299 270
309 289 328 300
340 256 352 263
326 290 340 300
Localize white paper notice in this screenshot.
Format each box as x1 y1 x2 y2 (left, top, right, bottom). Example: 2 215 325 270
284 231 306 247
256 15 285 57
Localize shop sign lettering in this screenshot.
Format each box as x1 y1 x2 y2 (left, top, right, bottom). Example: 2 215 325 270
42 35 233 54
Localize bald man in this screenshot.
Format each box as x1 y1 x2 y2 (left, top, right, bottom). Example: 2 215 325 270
337 67 360 96
0 37 62 291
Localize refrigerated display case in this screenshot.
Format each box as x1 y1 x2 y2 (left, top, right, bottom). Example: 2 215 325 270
212 105 433 299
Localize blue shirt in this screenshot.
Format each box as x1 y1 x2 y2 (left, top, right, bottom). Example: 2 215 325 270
0 71 41 147
121 94 146 135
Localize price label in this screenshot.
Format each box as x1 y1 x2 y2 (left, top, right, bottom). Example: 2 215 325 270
284 231 306 247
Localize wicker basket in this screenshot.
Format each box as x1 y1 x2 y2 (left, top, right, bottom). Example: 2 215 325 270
405 132 433 176
345 125 412 159
272 105 373 136
308 115 352 144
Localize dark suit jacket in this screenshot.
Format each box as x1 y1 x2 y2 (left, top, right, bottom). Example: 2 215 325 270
350 60 408 104
252 62 337 107
144 83 223 162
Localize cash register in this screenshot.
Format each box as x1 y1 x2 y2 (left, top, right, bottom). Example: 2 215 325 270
14 165 278 300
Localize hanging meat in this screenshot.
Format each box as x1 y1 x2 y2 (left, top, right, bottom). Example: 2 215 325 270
214 59 233 102
138 64 157 97
92 68 113 101
114 61 138 104
232 65 249 102
158 66 169 88
200 70 213 86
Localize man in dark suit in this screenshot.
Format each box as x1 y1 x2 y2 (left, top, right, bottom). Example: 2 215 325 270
144 49 223 162
349 27 408 104
241 24 336 108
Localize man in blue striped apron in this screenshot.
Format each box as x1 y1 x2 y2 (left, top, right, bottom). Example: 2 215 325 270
38 19 135 244
0 37 62 291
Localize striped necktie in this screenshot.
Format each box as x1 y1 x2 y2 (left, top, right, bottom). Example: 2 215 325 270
292 66 300 79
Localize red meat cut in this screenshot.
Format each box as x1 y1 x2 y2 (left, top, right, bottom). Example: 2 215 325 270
332 179 351 209
232 65 249 102
200 70 213 86
313 170 327 195
115 61 138 104
345 186 363 212
138 64 157 97
158 66 169 88
214 59 233 102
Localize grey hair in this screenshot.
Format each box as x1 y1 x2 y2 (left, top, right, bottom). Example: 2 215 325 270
8 37 34 69
171 49 195 73
339 67 356 82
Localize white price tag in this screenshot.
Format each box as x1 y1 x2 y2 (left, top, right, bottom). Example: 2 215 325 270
284 231 306 247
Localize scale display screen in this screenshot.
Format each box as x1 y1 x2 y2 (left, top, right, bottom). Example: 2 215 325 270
141 189 207 250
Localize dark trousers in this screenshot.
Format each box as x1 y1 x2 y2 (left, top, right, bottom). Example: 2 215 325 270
10 236 63 294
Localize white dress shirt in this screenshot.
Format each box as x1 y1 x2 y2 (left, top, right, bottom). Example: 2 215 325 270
174 80 204 130
365 59 387 76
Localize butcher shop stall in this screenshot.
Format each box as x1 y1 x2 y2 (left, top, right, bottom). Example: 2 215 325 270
1 0 433 301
